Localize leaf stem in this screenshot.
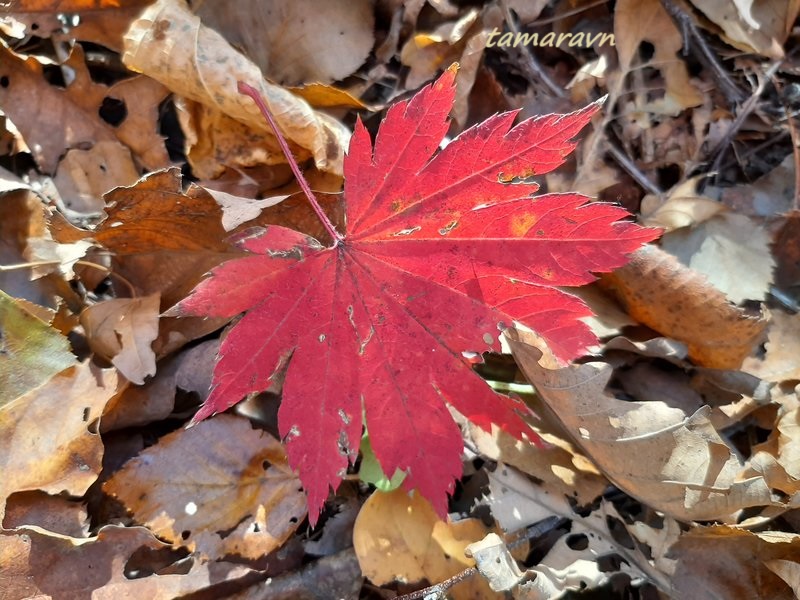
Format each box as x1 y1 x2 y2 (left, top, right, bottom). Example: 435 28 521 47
237 81 343 245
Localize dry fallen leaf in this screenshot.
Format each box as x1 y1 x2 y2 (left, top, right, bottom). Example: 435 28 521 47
80 293 161 385
669 526 800 599
506 328 782 522
103 414 307 559
353 488 495 600
614 0 703 111
687 0 799 58
661 212 775 304
599 244 766 369
0 361 119 523
743 310 800 383
0 525 255 599
195 0 374 86
122 0 350 177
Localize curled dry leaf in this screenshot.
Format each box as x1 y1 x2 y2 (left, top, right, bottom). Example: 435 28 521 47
352 488 495 600
103 414 307 560
0 289 77 406
122 0 350 176
506 328 783 522
669 526 800 600
0 361 119 523
80 293 161 385
0 525 254 599
599 244 766 369
3 491 88 536
195 0 374 86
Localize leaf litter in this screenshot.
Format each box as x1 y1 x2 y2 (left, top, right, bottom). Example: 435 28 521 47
2 0 800 598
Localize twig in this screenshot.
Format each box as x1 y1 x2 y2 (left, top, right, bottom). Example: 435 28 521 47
395 567 478 600
659 0 746 105
709 60 784 181
499 0 565 99
0 259 137 297
606 143 663 196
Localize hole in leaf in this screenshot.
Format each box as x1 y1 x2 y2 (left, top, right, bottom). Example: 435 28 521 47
99 97 127 126
0 76 8 88
566 533 589 551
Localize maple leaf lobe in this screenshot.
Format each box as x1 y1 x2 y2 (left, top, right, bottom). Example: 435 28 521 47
175 67 659 525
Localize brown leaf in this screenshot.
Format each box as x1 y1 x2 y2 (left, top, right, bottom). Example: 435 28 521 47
103 414 307 559
0 525 255 599
81 293 160 384
669 526 800 600
0 361 119 522
353 488 495 600
3 491 88 536
506 328 780 522
122 0 350 176
599 244 766 369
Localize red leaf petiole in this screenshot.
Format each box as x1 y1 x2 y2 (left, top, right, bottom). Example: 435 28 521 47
237 81 344 245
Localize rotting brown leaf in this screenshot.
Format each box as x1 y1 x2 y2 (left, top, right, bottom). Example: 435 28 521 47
103 414 307 560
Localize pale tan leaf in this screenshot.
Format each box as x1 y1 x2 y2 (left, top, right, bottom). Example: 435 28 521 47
353 488 494 600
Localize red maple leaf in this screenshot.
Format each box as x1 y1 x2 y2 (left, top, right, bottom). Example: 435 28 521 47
170 66 659 524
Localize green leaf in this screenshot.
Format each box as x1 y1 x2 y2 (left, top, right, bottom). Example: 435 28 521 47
0 289 77 407
359 432 406 492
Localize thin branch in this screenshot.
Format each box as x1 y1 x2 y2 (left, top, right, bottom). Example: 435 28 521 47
395 567 478 600
237 81 343 244
659 0 746 105
606 143 662 196
499 0 565 99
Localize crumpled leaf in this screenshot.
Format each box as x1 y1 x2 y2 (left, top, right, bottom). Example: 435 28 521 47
506 328 784 522
122 0 350 176
0 289 77 405
0 361 119 522
103 414 307 559
172 67 658 523
353 488 494 600
80 293 160 385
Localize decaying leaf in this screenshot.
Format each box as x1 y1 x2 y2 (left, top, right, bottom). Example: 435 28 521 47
103 414 307 559
0 361 119 523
